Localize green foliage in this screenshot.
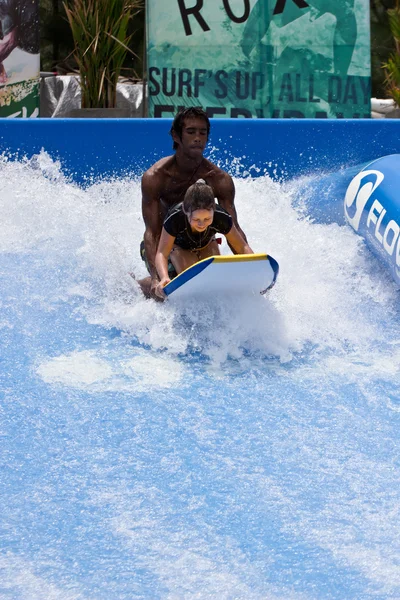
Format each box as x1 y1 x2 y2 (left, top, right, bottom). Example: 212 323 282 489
388 4 400 49
383 1 400 103
63 0 143 108
384 53 400 104
370 0 397 97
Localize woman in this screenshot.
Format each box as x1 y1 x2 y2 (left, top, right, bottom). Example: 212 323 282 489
155 179 253 298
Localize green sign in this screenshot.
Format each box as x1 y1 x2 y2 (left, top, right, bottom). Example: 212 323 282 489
147 0 371 118
0 79 39 118
0 0 40 118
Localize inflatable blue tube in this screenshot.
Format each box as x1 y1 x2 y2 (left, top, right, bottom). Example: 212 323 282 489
344 154 400 286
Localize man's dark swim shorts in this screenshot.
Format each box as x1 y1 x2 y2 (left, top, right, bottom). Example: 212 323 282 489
140 240 177 279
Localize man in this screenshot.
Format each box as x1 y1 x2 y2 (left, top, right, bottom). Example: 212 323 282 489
138 107 247 300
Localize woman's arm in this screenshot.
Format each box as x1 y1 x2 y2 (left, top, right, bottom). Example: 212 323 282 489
225 225 253 255
154 228 176 298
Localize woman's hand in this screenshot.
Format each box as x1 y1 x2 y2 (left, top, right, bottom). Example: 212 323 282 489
155 277 171 299
155 229 176 300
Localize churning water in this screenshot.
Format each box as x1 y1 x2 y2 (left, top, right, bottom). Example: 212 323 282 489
1 151 400 599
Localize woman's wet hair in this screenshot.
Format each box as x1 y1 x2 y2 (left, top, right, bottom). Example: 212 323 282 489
170 107 210 150
183 179 215 216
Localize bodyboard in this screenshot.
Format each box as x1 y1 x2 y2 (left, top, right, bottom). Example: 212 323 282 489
163 253 279 300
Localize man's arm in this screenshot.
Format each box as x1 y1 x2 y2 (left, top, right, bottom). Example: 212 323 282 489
141 171 163 285
0 28 17 64
240 0 271 58
0 27 17 82
225 225 253 255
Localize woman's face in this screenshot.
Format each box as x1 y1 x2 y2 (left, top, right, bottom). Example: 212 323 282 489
188 208 214 232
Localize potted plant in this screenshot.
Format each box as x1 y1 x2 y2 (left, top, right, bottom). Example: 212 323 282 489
63 0 143 117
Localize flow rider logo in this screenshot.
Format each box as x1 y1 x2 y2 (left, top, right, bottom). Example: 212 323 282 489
345 168 400 279
344 170 385 232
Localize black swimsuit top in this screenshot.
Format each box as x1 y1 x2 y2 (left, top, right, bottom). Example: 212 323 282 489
163 202 232 250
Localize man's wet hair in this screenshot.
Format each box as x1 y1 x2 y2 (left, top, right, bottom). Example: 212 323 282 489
170 107 210 150
183 179 215 215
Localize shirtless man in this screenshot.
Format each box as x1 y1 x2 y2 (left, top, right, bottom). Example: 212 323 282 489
138 107 247 300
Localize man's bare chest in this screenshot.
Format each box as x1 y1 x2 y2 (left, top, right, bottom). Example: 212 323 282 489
161 174 215 207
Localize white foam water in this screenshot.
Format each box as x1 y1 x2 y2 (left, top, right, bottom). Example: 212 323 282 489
1 151 400 599
3 150 397 362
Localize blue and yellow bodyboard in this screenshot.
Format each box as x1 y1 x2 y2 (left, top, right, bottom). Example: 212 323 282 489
164 253 279 299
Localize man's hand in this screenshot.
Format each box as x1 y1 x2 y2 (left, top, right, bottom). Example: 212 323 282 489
155 277 171 300
150 277 161 300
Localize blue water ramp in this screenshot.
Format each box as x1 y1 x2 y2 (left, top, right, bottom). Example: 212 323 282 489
1 118 400 598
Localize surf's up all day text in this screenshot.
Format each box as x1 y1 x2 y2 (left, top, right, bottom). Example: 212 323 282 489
149 68 371 118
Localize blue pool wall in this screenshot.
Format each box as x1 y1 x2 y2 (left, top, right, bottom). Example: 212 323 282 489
1 118 400 184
